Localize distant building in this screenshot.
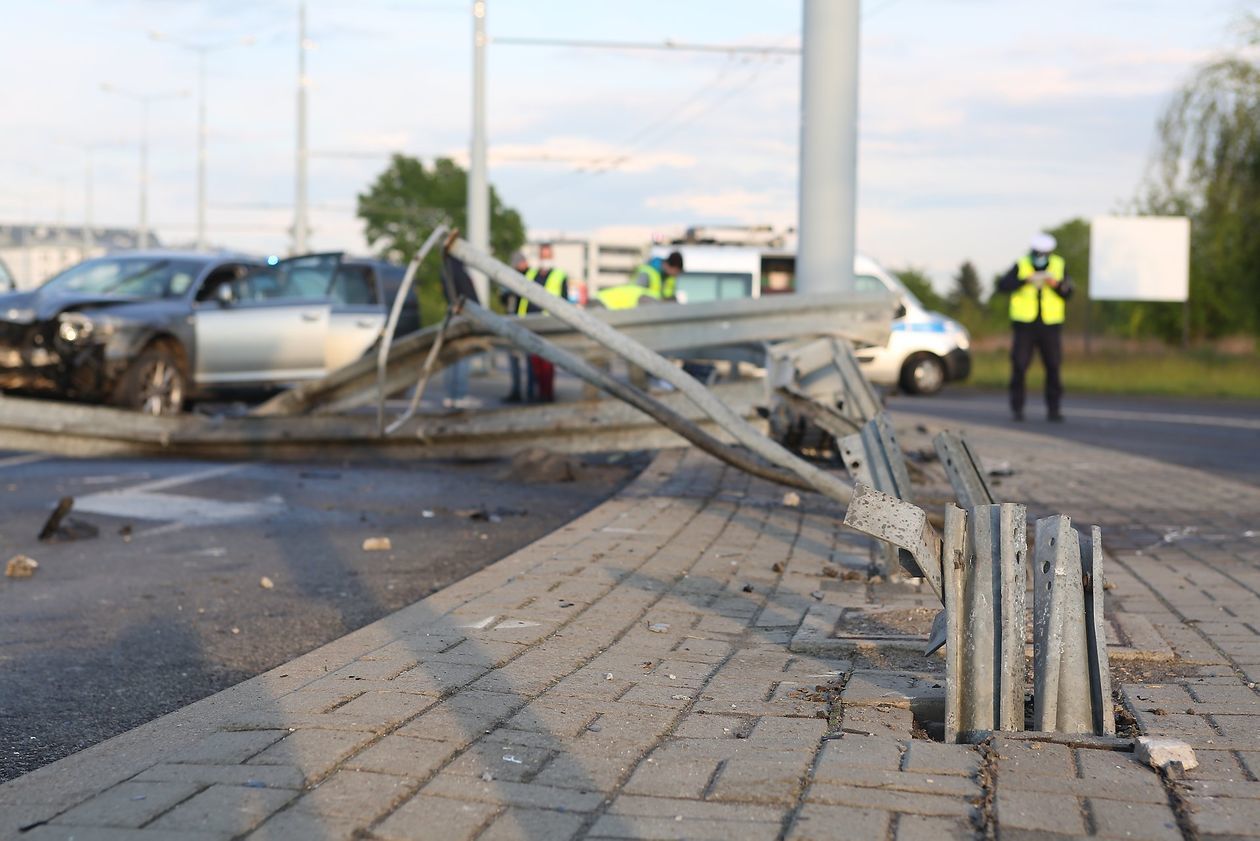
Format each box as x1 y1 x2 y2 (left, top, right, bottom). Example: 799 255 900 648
0 224 156 289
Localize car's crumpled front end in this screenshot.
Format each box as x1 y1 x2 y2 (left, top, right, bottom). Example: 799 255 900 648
0 298 135 401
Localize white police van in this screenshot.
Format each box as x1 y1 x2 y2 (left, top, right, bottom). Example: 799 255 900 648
655 244 971 395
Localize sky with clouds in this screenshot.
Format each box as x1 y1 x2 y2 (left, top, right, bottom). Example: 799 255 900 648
0 0 1252 288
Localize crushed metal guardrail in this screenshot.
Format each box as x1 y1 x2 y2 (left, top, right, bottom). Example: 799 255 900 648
767 336 882 449
844 482 1114 743
839 412 915 579
933 430 997 509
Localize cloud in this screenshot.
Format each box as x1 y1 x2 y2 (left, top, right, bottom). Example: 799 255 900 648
646 188 794 225
446 136 697 174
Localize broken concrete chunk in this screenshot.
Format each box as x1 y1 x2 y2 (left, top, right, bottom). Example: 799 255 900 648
1135 737 1198 772
782 491 801 507
5 555 39 578
259 576 275 590
647 622 670 633
362 537 392 552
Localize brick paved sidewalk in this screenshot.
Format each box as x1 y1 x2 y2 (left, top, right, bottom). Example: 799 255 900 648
1 415 1257 840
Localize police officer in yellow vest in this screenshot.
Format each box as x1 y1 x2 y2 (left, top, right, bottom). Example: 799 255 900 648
997 233 1074 422
596 251 684 310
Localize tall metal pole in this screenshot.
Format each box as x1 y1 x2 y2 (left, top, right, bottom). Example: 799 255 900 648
139 98 150 249
293 0 311 254
467 0 490 304
196 47 208 250
84 148 94 256
796 0 859 295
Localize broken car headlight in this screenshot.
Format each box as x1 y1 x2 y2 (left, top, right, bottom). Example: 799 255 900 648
56 313 115 344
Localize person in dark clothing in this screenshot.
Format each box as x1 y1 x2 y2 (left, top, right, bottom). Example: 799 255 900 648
997 233 1074 422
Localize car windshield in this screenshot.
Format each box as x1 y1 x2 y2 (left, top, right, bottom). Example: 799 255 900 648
41 256 204 299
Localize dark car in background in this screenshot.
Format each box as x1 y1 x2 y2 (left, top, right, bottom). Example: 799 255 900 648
0 250 417 414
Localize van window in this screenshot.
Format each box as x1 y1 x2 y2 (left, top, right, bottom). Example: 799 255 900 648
855 274 888 294
676 272 753 303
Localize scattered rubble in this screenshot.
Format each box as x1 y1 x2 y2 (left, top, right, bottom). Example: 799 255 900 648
1136 736 1198 773
362 537 392 552
782 491 801 507
259 576 275 590
5 555 39 578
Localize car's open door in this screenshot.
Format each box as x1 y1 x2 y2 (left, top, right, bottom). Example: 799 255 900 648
193 253 343 386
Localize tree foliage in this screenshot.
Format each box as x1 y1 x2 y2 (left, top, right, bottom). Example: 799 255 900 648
891 267 947 313
357 155 526 325
1135 15 1260 339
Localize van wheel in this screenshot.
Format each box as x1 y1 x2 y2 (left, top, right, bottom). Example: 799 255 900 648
112 342 188 416
900 353 946 395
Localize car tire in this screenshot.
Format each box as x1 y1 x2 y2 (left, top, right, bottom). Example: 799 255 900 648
112 341 188 416
899 352 946 396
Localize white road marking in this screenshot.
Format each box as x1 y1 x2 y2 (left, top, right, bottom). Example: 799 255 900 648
919 400 1260 431
72 463 283 534
0 453 50 469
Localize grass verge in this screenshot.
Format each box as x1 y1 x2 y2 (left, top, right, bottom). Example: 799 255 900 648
965 348 1260 399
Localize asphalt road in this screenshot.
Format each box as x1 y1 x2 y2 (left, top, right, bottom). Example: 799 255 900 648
889 388 1260 486
0 449 644 783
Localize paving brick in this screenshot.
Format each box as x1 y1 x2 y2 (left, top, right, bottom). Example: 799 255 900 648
248 810 361 841
841 704 915 739
806 781 975 818
1088 797 1181 841
245 729 375 783
394 690 527 745
995 790 1085 836
813 735 905 774
327 690 440 726
1187 793 1260 837
812 766 980 799
421 775 604 812
343 734 459 778
992 738 1075 778
1211 714 1260 746
444 740 556 782
289 769 414 819
786 802 893 840
132 763 305 790
171 730 289 765
148 785 296 835
894 813 977 841
592 796 782 841
51 781 201 828
709 754 813 805
842 671 944 709
751 715 829 745
673 713 751 739
902 741 981 777
477 806 584 841
23 828 229 841
374 794 496 841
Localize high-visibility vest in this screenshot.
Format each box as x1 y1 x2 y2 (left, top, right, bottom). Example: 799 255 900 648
518 267 568 316
596 284 650 310
632 263 676 300
1010 254 1067 325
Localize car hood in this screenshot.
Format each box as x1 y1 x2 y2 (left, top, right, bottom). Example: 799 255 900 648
0 290 150 324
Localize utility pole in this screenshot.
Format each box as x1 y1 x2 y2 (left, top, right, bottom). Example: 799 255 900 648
293 0 311 254
468 0 490 304
796 0 859 295
100 83 188 250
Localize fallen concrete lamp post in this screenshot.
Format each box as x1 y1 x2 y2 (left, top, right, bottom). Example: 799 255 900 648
844 483 1114 742
447 236 859 509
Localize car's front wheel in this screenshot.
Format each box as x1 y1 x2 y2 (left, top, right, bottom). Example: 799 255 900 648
113 342 188 415
899 352 946 395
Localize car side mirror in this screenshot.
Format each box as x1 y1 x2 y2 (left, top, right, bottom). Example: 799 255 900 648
216 283 236 307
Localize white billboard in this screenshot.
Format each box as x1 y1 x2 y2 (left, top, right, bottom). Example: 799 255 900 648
1089 216 1190 302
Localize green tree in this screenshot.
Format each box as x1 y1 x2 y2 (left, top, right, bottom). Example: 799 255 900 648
357 155 526 325
948 260 984 309
1136 15 1260 339
891 266 947 313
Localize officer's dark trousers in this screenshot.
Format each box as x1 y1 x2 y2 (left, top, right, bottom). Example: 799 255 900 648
1009 321 1063 416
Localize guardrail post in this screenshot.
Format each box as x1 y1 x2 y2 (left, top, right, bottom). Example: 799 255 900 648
1033 515 1095 734
1083 524 1116 736
842 483 941 597
933 430 996 510
840 413 914 579
944 502 1027 742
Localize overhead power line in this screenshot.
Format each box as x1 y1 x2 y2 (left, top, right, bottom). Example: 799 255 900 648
492 36 800 56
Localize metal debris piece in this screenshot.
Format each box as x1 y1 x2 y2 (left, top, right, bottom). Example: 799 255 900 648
933 431 997 510
842 484 942 599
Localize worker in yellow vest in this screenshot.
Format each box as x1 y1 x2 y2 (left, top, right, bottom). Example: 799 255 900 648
997 233 1075 422
596 251 684 310
518 243 567 402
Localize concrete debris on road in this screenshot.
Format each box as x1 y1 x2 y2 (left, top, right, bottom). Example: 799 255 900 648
362 537 392 552
259 576 275 590
4 555 39 578
783 491 801 507
647 622 670 633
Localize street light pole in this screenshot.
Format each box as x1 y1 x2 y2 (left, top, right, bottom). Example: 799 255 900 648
796 0 860 295
294 0 311 254
468 0 489 305
150 31 253 251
